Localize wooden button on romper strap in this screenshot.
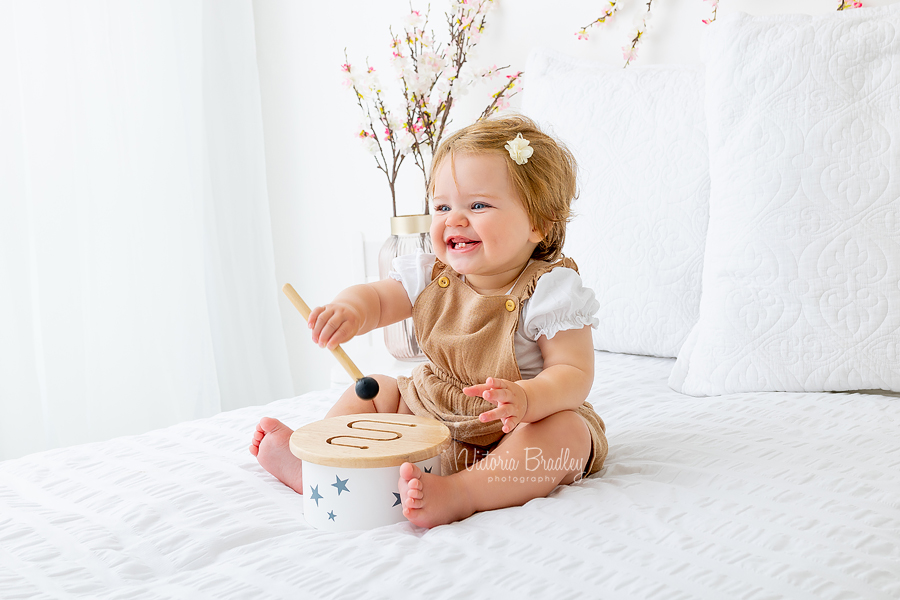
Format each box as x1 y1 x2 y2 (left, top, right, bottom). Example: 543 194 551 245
505 299 516 312
438 276 450 288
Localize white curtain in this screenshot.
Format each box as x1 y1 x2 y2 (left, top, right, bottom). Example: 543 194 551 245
0 0 293 460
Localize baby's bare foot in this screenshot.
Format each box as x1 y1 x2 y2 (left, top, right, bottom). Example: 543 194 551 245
250 417 304 494
398 462 476 528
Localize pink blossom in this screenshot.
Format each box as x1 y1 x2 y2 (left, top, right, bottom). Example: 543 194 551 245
622 46 638 62
576 30 589 41
484 65 499 78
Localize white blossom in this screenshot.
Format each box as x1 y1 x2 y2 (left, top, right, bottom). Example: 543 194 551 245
396 130 416 155
504 133 533 165
404 10 425 29
363 136 379 156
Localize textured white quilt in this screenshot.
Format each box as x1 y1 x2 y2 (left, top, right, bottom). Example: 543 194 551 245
2 352 899 599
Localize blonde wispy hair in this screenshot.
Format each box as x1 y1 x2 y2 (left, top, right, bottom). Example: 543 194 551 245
428 114 578 262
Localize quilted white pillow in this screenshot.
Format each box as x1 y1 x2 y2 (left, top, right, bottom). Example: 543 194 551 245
522 50 709 358
670 6 900 396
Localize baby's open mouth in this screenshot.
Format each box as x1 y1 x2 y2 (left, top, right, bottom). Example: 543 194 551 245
447 237 481 250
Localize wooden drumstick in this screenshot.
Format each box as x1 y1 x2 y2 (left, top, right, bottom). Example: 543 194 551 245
282 283 379 400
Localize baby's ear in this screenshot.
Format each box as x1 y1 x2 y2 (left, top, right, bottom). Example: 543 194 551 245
529 226 544 245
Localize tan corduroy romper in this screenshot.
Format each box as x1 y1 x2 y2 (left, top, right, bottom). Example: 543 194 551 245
397 257 608 477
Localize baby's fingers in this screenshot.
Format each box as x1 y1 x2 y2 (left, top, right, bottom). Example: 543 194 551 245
311 309 348 348
483 387 516 405
478 407 504 424
501 416 518 434
463 383 492 397
478 405 520 433
464 377 509 397
316 319 346 349
326 321 356 350
309 306 334 344
307 306 324 330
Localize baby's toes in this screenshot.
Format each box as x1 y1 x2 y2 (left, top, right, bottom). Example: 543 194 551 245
399 461 423 482
406 483 424 501
405 494 425 509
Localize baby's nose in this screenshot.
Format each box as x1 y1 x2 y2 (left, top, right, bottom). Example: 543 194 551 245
446 211 468 227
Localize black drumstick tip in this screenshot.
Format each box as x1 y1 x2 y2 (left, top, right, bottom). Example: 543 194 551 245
355 376 379 400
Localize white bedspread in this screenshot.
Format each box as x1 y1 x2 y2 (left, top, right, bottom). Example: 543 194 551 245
2 352 899 599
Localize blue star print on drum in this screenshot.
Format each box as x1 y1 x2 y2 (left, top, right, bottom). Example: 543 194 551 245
332 475 350 495
309 485 323 506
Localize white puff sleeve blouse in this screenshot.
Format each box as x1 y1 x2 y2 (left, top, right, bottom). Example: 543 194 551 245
389 252 599 380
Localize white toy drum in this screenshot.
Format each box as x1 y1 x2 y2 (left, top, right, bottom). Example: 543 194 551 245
290 413 451 531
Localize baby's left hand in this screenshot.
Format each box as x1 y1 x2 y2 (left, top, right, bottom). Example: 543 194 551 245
464 377 528 434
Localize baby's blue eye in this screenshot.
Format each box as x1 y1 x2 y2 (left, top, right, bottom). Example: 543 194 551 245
434 205 450 212
472 202 487 210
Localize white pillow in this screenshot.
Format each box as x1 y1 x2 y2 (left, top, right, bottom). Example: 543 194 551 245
522 49 709 358
669 6 900 396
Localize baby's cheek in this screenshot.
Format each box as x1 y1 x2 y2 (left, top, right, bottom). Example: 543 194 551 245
430 222 443 246
432 239 447 261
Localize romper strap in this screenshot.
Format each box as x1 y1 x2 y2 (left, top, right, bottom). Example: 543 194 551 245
431 258 450 281
510 256 579 301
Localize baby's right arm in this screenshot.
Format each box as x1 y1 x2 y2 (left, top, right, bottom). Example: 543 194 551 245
307 278 412 350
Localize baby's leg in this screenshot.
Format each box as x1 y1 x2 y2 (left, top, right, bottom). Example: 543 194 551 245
398 410 591 528
325 374 410 418
251 374 408 493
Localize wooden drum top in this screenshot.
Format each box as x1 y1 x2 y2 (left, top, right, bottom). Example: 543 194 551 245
289 414 451 469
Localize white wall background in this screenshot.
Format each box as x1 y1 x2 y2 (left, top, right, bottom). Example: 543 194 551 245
253 0 898 395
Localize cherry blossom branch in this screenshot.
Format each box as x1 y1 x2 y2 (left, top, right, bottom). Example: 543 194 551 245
578 0 864 66
623 0 653 68
344 0 521 215
342 53 406 216
576 0 622 41
702 0 718 25
478 69 522 120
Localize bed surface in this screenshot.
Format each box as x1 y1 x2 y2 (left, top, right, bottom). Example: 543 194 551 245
2 351 899 599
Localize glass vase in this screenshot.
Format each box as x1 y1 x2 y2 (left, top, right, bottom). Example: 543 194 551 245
378 214 432 361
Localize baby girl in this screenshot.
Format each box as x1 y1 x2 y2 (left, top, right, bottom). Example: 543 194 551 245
251 115 607 528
